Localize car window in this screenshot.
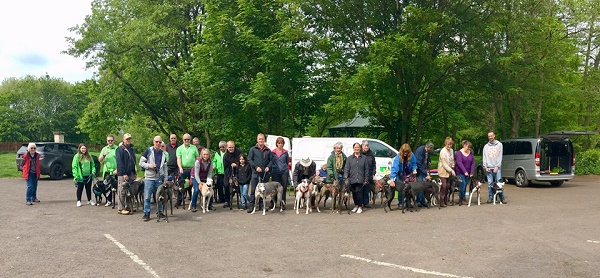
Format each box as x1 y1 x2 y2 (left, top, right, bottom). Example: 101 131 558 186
42 144 52 152
69 145 78 153
58 144 74 154
368 140 392 158
503 142 515 155
515 141 532 155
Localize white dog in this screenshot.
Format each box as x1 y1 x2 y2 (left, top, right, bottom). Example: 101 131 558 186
468 178 484 207
201 178 214 213
294 179 310 214
251 181 284 215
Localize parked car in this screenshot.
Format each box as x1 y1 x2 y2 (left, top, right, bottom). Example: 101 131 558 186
476 131 595 187
16 142 101 180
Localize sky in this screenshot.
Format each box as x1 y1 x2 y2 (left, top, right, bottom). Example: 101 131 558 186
0 1 95 84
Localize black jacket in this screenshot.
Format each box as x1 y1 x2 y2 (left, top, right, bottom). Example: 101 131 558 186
293 161 316 185
248 144 273 174
362 149 376 180
344 153 368 184
116 144 136 176
237 163 252 185
223 147 243 180
165 142 180 169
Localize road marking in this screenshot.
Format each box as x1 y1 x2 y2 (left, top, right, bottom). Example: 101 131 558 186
341 254 472 278
104 234 161 278
587 240 600 244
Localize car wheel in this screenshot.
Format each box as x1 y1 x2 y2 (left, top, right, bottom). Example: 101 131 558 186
515 170 529 187
550 181 564 186
49 163 65 180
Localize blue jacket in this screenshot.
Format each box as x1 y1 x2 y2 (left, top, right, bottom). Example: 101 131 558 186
414 145 431 177
390 154 416 181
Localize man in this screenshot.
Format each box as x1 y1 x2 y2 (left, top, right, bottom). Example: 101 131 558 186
213 141 227 206
98 134 118 207
293 157 316 208
139 136 168 221
483 131 505 203
115 133 136 215
361 140 376 208
165 134 179 176
175 133 199 207
223 140 243 207
247 133 273 213
414 142 434 207
192 137 204 153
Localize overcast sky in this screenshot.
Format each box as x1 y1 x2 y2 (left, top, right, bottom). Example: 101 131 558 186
0 1 94 84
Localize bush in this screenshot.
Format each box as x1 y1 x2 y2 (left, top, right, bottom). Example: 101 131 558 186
576 149 600 175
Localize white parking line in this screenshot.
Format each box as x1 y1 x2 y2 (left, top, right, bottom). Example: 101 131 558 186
341 254 472 278
587 240 600 244
104 234 161 278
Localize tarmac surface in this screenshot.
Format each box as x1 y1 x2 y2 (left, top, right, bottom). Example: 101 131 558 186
1 176 599 278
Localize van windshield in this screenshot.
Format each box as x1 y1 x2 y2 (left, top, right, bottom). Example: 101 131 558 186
368 141 393 157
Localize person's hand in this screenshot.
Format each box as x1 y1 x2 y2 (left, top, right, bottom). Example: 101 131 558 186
179 168 184 175
464 172 468 176
112 170 117 175
231 163 237 168
150 163 156 169
256 167 262 173
265 167 269 172
486 168 491 173
469 174 473 177
493 167 498 173
451 170 456 176
123 175 129 181
363 181 367 186
77 178 83 182
104 151 110 156
229 179 232 184
426 175 431 181
413 170 417 175
389 180 396 188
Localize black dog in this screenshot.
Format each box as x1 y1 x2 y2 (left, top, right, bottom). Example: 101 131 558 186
229 175 241 210
173 174 188 209
129 178 144 212
93 179 111 205
447 175 463 206
156 181 175 222
102 174 118 209
402 179 442 212
382 178 407 213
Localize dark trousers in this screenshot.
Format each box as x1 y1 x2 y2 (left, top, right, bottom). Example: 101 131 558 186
176 169 192 204
76 176 92 202
215 174 226 202
351 183 363 207
440 177 450 204
271 171 289 204
362 181 371 206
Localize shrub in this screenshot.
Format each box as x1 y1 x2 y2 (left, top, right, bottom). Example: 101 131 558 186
576 149 600 175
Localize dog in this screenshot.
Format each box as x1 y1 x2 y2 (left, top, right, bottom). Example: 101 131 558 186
332 179 350 214
251 181 284 215
401 179 442 212
229 175 241 210
294 179 311 214
492 179 506 205
371 175 390 208
468 176 486 207
129 178 145 212
382 177 408 213
93 178 110 205
102 174 118 209
173 174 188 210
314 176 335 210
119 181 135 214
156 181 175 222
200 178 214 213
309 179 320 213
447 175 463 206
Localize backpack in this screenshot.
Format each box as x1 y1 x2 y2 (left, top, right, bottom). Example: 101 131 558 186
140 147 152 171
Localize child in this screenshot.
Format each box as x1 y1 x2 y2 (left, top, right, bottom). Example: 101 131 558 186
318 164 328 182
237 154 252 210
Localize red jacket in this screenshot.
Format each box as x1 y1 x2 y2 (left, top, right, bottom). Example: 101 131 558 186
22 152 41 179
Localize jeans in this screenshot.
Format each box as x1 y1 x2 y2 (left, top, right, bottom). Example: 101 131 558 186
416 173 427 206
487 168 504 199
362 181 371 206
239 183 249 207
26 174 38 203
457 174 468 200
144 179 163 215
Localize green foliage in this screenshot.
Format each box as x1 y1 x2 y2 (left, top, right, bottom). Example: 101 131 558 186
0 152 21 178
576 148 600 175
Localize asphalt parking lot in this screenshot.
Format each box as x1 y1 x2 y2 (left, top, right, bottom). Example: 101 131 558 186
1 176 599 278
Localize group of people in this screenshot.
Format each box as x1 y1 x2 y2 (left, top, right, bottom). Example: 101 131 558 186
22 131 506 218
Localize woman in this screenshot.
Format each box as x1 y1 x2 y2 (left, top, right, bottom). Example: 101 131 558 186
344 143 368 214
72 144 97 207
437 137 456 207
22 143 40 205
237 154 251 210
191 148 214 212
455 140 475 206
271 137 290 207
326 142 346 183
389 144 417 208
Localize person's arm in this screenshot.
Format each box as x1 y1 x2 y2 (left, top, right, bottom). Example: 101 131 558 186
469 153 475 176
441 150 455 174
72 154 81 181
410 155 417 173
343 157 351 180
139 149 150 170
194 160 201 182
176 147 183 173
326 155 335 179
363 158 368 184
91 157 96 175
248 148 257 170
206 162 214 180
389 155 400 180
98 146 107 163
455 152 467 175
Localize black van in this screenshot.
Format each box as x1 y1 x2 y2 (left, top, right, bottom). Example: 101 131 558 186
477 131 594 187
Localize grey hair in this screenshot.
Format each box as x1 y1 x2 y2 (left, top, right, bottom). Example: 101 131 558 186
27 143 37 150
219 141 227 147
333 142 343 149
361 140 369 146
425 142 434 149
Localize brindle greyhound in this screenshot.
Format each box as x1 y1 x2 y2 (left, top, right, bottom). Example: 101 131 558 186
229 174 241 210
447 175 463 206
103 174 118 209
156 181 175 222
332 179 350 214
314 176 335 211
371 175 390 208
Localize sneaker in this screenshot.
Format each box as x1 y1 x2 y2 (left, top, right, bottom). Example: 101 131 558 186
142 214 150 221
501 198 507 204
191 207 197 212
26 202 32 206
351 207 358 213
105 201 112 207
208 206 216 211
89 200 96 206
487 198 493 204
119 210 130 215
357 207 363 214
77 201 82 207
247 206 253 213
223 202 229 208
158 212 166 218
33 199 40 203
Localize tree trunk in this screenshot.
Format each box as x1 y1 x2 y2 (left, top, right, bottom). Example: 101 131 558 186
535 97 542 137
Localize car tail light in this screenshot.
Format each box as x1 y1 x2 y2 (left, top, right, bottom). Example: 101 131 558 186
535 152 540 167
572 154 576 166
288 157 292 170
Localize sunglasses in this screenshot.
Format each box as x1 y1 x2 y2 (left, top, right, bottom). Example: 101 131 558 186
31 147 36 150
107 140 113 142
154 141 162 143
184 139 190 141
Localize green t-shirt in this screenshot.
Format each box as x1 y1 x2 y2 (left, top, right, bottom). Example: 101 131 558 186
176 144 199 169
99 145 118 174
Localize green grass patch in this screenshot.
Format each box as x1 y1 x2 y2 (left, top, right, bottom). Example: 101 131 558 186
0 152 22 178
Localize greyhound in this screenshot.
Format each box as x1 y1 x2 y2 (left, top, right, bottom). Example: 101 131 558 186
129 178 145 212
447 175 463 206
251 181 284 215
382 177 407 213
229 174 241 210
401 179 443 212
372 175 390 208
119 181 135 215
468 176 485 207
332 179 350 214
314 176 335 210
102 174 118 209
294 179 310 214
156 181 175 222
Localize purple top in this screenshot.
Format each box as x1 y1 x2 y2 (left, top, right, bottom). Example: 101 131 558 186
455 150 475 175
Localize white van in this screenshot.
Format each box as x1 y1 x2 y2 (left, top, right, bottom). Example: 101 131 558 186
291 137 398 175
